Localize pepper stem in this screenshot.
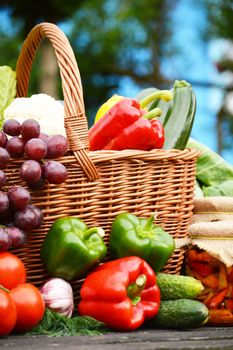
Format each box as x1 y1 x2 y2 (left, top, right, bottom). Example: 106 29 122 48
127 274 147 305
83 227 105 238
144 214 155 231
0 284 10 293
140 90 173 109
143 107 162 120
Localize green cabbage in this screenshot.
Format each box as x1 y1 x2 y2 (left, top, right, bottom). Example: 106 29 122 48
202 180 233 197
187 138 233 197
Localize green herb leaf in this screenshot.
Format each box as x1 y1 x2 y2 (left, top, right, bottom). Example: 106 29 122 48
26 309 110 337
0 66 16 126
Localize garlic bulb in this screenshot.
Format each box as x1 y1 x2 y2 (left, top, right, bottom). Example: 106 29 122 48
40 278 74 318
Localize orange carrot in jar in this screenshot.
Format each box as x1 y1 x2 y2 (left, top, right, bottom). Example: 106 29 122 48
226 299 233 312
187 249 215 263
188 261 214 277
218 263 228 290
203 291 217 306
227 267 233 283
207 288 228 310
209 309 233 324
201 273 219 289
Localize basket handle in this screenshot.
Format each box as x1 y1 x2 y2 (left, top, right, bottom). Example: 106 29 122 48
16 22 99 180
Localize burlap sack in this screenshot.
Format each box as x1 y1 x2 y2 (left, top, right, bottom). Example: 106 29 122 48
175 197 233 266
192 197 233 223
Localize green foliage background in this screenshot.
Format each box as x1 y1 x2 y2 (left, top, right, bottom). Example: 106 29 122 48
0 0 176 125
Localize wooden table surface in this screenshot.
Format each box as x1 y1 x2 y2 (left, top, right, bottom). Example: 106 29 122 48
1 327 233 350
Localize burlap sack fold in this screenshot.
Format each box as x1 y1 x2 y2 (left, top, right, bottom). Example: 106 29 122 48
189 221 233 267
192 196 233 223
175 197 233 266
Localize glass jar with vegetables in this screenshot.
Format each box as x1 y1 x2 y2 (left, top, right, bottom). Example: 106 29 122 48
186 197 233 325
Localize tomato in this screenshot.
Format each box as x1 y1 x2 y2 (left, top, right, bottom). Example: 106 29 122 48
0 288 17 336
10 283 45 332
0 252 26 290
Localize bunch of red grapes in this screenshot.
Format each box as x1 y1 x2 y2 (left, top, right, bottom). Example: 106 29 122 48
0 118 69 252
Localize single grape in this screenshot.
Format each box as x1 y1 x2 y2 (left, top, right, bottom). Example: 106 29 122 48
0 147 10 169
0 170 7 189
21 119 40 141
3 119 21 136
46 135 68 158
0 227 11 251
44 161 68 184
6 137 25 158
13 205 37 231
8 185 31 210
0 191 9 214
24 138 47 161
6 226 26 248
20 160 42 183
26 176 46 190
27 204 43 228
38 133 48 142
0 131 8 148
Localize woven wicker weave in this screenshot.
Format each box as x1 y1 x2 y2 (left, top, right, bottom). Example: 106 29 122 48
10 22 199 299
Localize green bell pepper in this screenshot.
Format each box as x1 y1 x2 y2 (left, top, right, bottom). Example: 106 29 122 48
109 213 175 272
41 217 107 281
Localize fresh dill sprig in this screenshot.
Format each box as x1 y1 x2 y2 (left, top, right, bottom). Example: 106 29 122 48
26 309 110 336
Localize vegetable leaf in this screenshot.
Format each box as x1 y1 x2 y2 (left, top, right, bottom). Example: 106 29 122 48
26 309 110 336
0 66 16 126
187 138 233 187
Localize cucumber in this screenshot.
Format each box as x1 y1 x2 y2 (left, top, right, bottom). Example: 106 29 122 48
148 299 209 329
156 273 204 300
163 80 196 150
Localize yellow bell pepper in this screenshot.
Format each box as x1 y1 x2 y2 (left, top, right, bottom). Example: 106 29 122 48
94 94 124 123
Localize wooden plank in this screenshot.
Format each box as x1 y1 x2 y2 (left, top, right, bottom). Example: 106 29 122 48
1 328 233 349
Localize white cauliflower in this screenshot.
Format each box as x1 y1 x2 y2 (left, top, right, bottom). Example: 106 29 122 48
4 94 66 136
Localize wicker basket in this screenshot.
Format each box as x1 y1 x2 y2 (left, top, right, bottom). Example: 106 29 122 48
10 22 199 298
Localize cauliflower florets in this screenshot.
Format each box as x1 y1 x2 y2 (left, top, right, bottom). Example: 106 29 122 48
4 94 66 136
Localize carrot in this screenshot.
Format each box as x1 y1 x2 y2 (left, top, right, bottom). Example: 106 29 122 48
226 299 233 312
207 288 228 309
201 273 219 289
203 291 217 305
227 284 233 298
209 316 233 324
188 261 214 277
218 263 228 289
209 309 232 318
187 249 215 263
227 267 233 283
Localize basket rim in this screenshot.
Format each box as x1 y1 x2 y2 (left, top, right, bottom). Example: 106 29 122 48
88 147 200 163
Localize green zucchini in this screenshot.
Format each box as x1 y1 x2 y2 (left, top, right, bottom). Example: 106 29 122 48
148 299 209 329
135 87 157 104
136 87 173 125
163 80 196 150
149 90 173 126
136 80 196 150
156 273 204 300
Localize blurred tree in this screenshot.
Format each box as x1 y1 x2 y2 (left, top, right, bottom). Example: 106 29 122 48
204 0 233 154
69 0 177 122
0 0 177 123
0 1 86 98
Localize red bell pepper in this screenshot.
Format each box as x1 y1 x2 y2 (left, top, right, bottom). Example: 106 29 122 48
78 256 160 330
89 98 165 151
